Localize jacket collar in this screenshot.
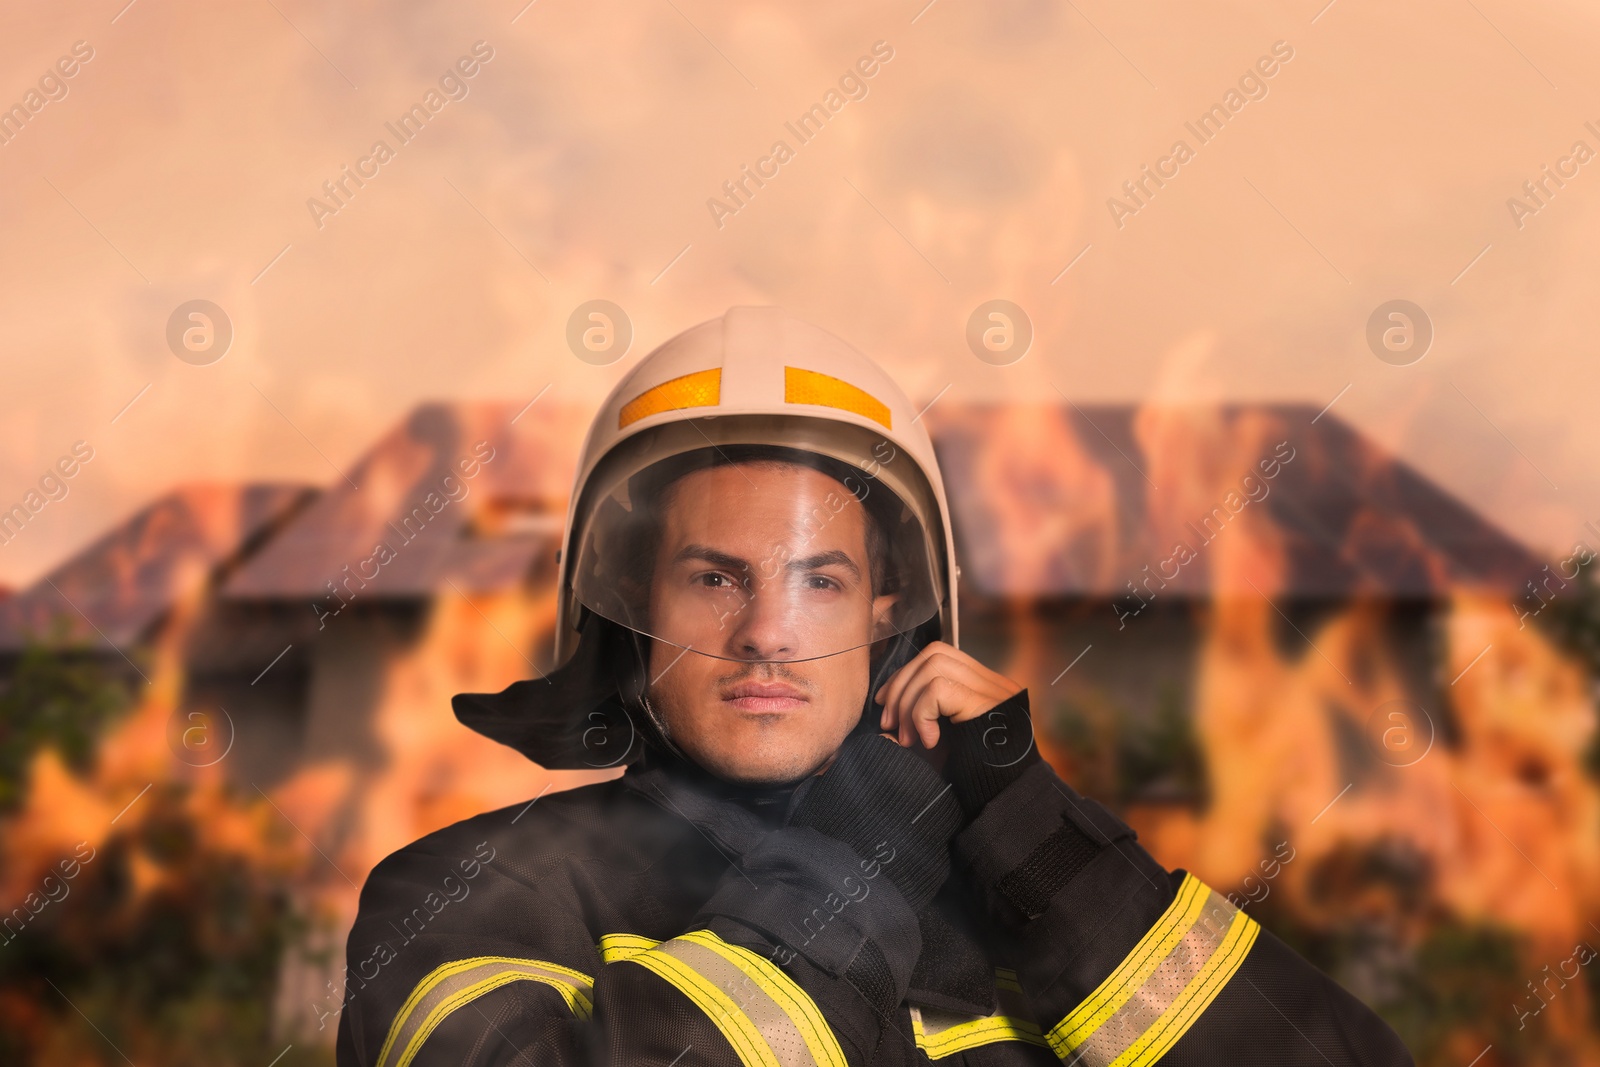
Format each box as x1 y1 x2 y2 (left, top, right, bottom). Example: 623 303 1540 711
621 743 1000 1019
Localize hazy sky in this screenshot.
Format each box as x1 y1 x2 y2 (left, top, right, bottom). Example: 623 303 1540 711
2 0 1598 588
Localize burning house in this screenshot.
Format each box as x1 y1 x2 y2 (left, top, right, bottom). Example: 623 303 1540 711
0 398 1596 1061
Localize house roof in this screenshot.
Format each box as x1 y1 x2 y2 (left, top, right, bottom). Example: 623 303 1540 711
221 401 591 600
928 403 1545 599
0 483 316 652
10 401 1543 640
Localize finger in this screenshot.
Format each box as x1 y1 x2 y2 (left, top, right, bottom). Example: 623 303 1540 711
882 648 950 744
875 640 946 711
919 645 1020 704
896 672 924 748
879 644 972 719
883 647 996 734
893 671 957 750
905 675 973 749
877 643 946 739
896 670 950 748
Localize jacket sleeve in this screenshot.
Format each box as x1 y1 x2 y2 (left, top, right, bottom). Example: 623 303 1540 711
941 690 1415 1067
333 830 601 1067
333 828 799 1067
336 739 963 1067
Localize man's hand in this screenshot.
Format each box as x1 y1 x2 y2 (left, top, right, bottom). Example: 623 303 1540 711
875 641 1023 750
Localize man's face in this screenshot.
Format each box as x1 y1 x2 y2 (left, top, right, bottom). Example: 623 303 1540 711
645 462 893 784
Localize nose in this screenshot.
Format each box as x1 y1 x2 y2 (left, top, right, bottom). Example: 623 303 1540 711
724 581 800 661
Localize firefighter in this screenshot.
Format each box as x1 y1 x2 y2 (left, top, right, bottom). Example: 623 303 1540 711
336 307 1413 1066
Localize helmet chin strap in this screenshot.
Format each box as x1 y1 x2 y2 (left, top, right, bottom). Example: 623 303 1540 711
633 619 942 759
452 609 943 771
853 617 942 739
625 628 692 764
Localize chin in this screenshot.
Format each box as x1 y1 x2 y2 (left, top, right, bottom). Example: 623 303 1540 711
700 743 825 786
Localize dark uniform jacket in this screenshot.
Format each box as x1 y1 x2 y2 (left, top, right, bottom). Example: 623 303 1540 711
335 691 1414 1066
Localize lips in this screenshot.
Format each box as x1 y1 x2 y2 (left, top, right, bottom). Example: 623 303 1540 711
722 682 808 713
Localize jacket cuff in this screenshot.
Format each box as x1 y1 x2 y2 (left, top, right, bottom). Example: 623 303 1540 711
954 760 1145 924
942 689 1041 818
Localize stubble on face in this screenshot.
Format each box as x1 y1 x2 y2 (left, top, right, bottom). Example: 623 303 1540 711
643 463 880 785
651 652 868 784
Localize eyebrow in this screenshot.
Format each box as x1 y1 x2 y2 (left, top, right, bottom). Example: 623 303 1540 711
788 549 861 581
674 545 749 571
673 544 861 581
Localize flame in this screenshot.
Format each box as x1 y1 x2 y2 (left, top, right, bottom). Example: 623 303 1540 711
4 399 1599 1058
1117 409 1600 939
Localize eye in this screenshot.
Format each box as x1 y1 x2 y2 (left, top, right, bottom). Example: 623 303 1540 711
695 571 745 591
805 574 843 592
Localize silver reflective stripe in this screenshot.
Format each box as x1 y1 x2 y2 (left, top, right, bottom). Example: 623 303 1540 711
623 929 848 1067
376 956 594 1067
1049 875 1260 1067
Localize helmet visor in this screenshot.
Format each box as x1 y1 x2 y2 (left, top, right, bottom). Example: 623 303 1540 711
567 419 944 664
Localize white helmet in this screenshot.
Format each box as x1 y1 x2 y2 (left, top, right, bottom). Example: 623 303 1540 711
554 306 959 669
456 307 961 768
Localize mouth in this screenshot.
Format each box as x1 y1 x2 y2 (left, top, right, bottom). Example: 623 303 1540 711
721 682 809 713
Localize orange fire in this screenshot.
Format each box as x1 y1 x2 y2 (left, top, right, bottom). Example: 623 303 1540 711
3 401 1597 1062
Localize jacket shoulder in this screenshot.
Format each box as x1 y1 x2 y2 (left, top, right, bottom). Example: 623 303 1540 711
359 775 672 898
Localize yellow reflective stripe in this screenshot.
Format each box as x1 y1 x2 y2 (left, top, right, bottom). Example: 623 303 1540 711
912 1007 1048 1059
376 956 594 1067
1046 875 1260 1066
1112 909 1259 1067
401 970 568 1065
599 932 662 963
624 936 779 1066
910 969 1048 1059
784 366 892 429
679 930 848 1067
383 959 594 1067
621 929 848 1067
618 368 722 428
1048 873 1209 1053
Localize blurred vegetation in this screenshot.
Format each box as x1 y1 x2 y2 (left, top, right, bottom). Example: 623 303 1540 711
1532 562 1600 782
0 622 134 812
1537 559 1600 676
1237 835 1600 1067
1050 680 1209 808
0 644 330 1067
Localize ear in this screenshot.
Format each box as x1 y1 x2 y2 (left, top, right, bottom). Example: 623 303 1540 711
869 591 900 641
